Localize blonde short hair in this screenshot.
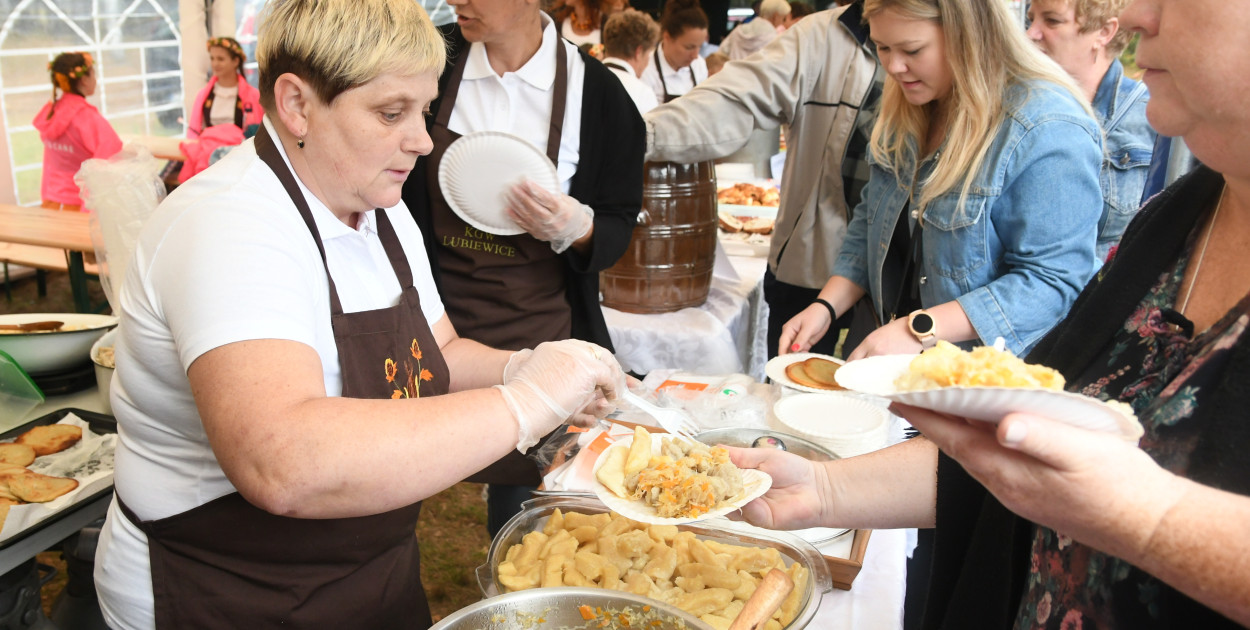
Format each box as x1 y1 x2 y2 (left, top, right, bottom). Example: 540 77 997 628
1069 0 1134 55
256 0 446 110
759 0 792 19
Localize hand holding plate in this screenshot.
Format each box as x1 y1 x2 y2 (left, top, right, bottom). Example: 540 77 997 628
847 317 922 361
723 445 834 531
778 303 833 356
898 403 1186 562
506 181 593 254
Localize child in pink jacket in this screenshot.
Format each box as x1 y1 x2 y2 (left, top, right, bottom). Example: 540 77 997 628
33 51 123 210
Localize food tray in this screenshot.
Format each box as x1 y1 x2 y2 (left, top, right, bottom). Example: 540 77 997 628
479 495 833 629
825 529 872 590
0 408 116 550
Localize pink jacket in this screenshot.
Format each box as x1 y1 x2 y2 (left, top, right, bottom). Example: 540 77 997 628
178 123 244 183
186 74 264 139
33 94 123 207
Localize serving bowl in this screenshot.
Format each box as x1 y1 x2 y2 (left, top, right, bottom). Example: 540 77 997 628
478 495 832 629
90 329 118 415
694 428 839 462
431 587 712 630
0 313 118 375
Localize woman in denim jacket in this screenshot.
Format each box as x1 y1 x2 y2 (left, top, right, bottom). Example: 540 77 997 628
779 0 1104 359
1027 0 1156 262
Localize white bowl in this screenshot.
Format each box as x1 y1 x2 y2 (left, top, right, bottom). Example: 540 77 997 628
0 313 118 375
90 329 118 415
774 392 891 458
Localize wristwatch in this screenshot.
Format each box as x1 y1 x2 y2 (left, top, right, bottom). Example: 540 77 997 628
907 309 938 349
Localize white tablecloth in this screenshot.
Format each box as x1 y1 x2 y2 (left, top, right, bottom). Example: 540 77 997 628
604 250 770 381
812 527 909 629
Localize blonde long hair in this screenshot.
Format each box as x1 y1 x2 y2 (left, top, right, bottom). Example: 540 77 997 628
865 0 1090 218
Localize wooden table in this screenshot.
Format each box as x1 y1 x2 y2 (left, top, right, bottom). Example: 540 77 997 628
120 134 190 162
0 204 95 312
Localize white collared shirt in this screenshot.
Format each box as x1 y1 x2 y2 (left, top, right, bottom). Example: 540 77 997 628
96 117 445 630
448 14 585 193
640 44 708 104
602 56 658 114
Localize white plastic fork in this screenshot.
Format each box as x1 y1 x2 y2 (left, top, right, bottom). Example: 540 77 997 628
622 390 700 440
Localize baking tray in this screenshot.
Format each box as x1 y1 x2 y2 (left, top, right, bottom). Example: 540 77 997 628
0 407 116 551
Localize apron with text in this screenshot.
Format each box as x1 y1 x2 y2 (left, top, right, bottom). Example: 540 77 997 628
427 39 572 352
654 46 698 104
425 38 570 485
115 125 451 630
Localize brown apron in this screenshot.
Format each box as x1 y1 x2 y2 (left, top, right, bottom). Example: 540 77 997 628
427 39 572 352
654 46 698 104
115 125 450 629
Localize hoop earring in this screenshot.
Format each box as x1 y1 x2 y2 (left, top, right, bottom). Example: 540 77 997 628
297 138 305 149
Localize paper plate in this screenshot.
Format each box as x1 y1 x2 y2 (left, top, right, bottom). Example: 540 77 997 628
765 352 847 394
437 131 559 236
834 355 1144 440
592 434 772 526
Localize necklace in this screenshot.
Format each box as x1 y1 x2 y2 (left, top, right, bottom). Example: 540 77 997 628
1178 186 1227 315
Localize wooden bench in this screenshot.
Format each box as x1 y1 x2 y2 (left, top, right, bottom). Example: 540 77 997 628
0 243 100 300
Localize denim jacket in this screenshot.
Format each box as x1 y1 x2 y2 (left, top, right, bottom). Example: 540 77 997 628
1092 58 1155 261
833 79 1104 355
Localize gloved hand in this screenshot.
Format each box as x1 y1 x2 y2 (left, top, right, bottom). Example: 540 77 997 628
495 340 624 452
507 181 594 254
501 348 533 383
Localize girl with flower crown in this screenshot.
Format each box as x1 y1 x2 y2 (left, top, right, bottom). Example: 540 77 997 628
186 37 264 140
32 51 122 211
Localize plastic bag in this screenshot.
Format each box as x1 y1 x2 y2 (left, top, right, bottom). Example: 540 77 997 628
74 144 167 313
637 370 780 432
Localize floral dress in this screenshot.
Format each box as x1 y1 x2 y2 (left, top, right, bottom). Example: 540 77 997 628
1013 211 1250 630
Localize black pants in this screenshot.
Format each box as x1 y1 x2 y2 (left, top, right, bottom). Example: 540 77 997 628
764 269 854 359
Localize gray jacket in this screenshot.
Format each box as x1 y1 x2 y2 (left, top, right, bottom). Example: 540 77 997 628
645 5 882 290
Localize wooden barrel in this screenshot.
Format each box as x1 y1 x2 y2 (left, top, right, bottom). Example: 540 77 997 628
601 161 718 314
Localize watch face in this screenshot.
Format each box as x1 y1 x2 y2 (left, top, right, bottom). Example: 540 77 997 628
911 312 935 335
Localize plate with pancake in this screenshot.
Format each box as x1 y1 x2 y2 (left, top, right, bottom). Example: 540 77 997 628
765 352 847 393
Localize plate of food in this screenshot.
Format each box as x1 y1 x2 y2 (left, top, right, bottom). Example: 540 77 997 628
765 352 847 393
834 342 1143 440
437 130 559 236
593 426 771 525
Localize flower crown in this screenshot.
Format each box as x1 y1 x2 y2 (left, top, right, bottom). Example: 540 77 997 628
207 37 246 62
48 52 93 93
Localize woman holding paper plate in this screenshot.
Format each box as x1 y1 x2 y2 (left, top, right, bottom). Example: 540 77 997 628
92 1 623 628
732 0 1250 626
401 0 644 534
777 0 1105 361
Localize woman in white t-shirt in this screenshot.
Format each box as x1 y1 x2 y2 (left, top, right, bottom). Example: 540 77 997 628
602 9 661 114
92 2 623 628
640 0 710 103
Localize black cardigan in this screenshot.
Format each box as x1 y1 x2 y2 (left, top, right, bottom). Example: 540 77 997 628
403 24 645 352
922 166 1250 629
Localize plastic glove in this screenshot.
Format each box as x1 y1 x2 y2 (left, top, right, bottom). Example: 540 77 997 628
501 348 533 383
495 340 624 452
506 181 594 254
